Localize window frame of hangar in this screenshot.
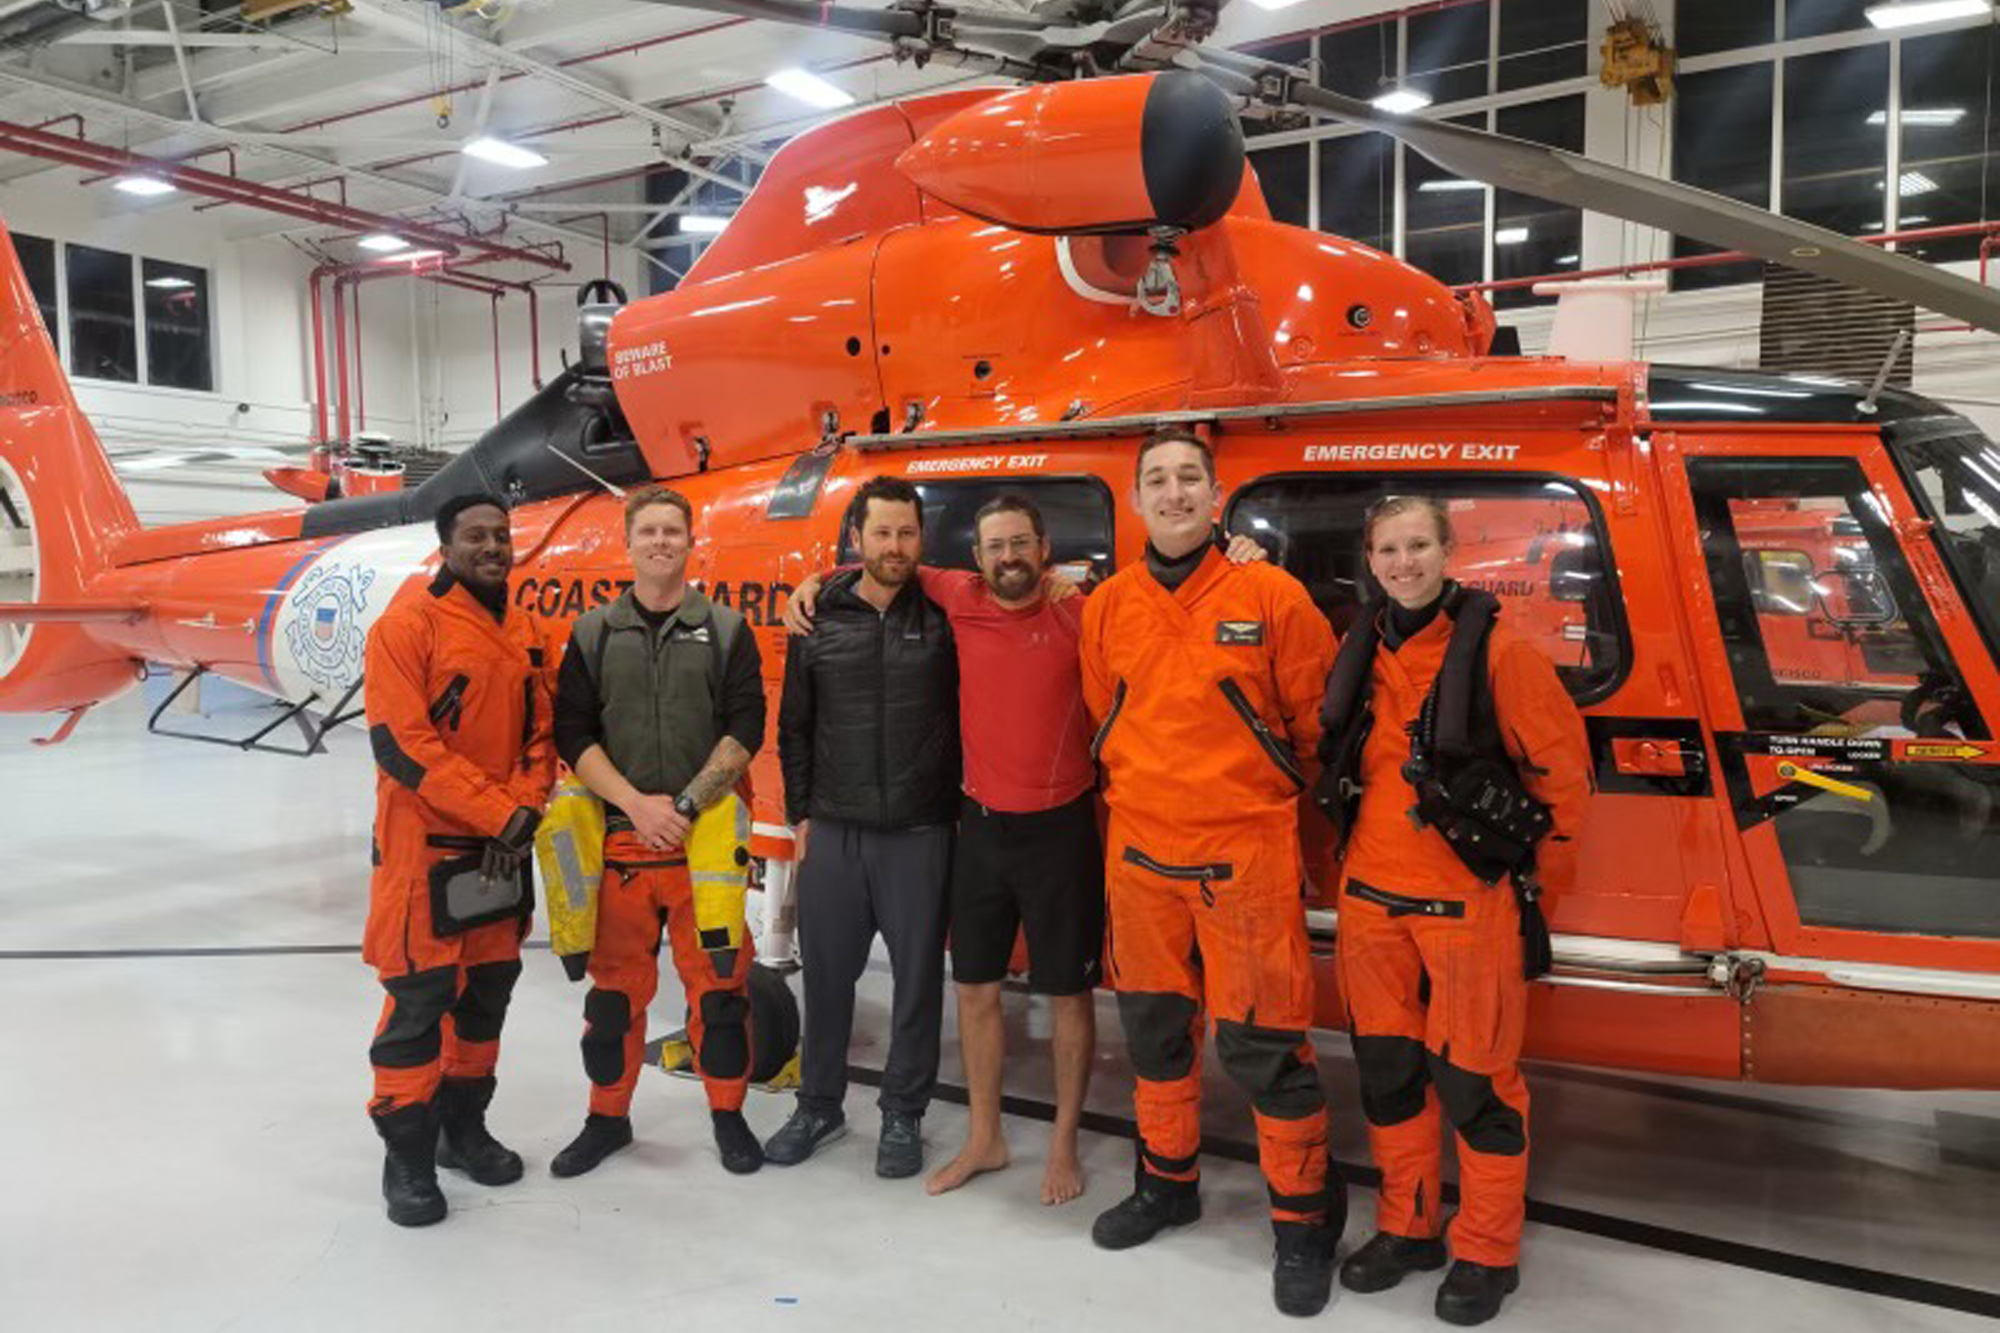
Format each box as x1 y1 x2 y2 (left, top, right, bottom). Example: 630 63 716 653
834 473 1118 583
1239 1 1594 300
26 236 217 392
1669 7 2000 288
1222 468 1634 708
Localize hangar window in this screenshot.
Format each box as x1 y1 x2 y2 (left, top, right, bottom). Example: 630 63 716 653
1317 133 1393 253
1783 0 1874 39
1782 43 1891 240
1250 144 1309 228
838 476 1115 585
1407 2 1491 105
142 259 211 392
1672 63 1776 290
1226 473 1628 704
1405 112 1492 289
1322 20 1394 100
1894 26 2000 265
1675 0 1774 57
14 233 57 345
1492 95 1586 309
66 244 136 384
1499 0 1588 92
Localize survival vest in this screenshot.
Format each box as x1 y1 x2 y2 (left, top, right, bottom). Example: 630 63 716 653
1315 584 1555 977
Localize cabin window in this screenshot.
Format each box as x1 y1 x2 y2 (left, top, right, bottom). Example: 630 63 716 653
1226 472 1629 705
837 475 1115 585
66 243 137 384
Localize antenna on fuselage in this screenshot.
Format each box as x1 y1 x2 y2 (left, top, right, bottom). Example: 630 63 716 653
544 442 628 498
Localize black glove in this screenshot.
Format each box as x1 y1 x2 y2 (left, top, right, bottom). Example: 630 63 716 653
481 807 541 883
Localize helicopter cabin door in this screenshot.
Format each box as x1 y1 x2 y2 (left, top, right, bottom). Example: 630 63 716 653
1655 426 2000 975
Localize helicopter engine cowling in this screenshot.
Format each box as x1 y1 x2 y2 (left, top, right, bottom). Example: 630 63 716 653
894 71 1244 236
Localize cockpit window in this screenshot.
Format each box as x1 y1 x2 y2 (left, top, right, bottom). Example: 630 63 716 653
1892 420 2000 664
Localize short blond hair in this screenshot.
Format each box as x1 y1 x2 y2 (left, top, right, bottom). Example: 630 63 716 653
624 484 692 534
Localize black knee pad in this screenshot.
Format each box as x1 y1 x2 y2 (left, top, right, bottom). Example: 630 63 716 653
1215 1021 1325 1120
1350 1034 1430 1127
451 959 523 1045
370 966 457 1069
1117 991 1201 1083
581 988 633 1087
697 990 751 1080
1429 1055 1527 1157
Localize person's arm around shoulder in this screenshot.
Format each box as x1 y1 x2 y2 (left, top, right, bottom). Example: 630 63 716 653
1262 565 1339 780
365 605 526 836
1492 634 1593 904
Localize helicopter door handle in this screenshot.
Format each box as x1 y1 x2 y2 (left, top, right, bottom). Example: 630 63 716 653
1612 737 1693 777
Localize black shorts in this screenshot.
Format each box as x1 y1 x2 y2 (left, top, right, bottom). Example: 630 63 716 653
950 791 1105 995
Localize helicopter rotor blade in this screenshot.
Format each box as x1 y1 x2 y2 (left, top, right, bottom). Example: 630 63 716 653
629 0 1058 39
1200 56 2000 336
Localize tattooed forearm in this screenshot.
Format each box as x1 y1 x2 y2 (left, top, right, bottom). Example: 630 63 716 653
681 736 752 812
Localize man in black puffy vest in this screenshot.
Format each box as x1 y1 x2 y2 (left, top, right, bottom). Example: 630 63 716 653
766 475 962 1179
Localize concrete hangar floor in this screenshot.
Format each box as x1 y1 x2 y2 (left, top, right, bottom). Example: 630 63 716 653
0 689 1995 1333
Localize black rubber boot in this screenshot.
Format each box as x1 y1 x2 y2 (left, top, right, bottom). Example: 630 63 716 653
713 1109 765 1175
1340 1231 1449 1293
1271 1221 1339 1317
373 1102 447 1228
434 1075 524 1186
1090 1172 1201 1251
1435 1259 1520 1327
550 1113 634 1179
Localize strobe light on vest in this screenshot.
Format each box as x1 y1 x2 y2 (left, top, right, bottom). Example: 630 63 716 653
893 71 1246 236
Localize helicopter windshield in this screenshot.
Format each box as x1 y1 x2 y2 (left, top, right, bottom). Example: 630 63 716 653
1892 419 2000 662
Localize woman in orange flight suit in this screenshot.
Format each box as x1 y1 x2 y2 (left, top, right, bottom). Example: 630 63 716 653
1319 495 1590 1327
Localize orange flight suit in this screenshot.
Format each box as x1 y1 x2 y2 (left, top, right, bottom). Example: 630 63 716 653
1334 609 1589 1267
1080 547 1338 1226
362 570 556 1116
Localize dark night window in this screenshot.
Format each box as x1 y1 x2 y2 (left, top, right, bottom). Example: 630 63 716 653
1783 0 1875 38
1404 113 1489 288
1407 2 1491 105
1251 143 1310 227
1895 27 2000 264
142 259 211 392
1673 63 1775 290
1783 44 1890 240
13 232 56 347
1675 0 1775 58
1318 133 1394 252
1499 0 1588 92
1323 20 1395 100
66 244 135 384
1493 96 1585 308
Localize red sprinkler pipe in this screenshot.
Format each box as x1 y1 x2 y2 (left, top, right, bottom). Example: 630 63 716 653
332 278 351 443
309 265 331 443
352 281 366 432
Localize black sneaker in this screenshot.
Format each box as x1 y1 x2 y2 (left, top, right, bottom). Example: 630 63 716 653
1090 1175 1201 1250
1435 1259 1520 1327
549 1113 634 1179
1339 1231 1449 1293
764 1105 847 1166
434 1075 524 1186
1272 1221 1339 1317
875 1110 922 1179
373 1102 447 1228
713 1109 765 1175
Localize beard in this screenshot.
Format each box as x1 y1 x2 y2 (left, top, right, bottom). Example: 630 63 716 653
984 559 1039 601
864 551 914 587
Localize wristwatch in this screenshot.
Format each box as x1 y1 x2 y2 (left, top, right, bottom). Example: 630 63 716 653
673 794 698 821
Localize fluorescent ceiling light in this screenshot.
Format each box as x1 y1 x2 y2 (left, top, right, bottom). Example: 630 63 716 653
1555 254 1580 265
1245 0 1309 9
379 248 447 265
1418 179 1485 192
358 234 409 253
1495 226 1530 245
144 276 193 290
1900 170 1941 195
679 214 730 234
765 67 854 110
113 176 175 196
1371 87 1432 115
1865 107 1967 125
461 136 547 169
1865 1 1992 29
1903 214 1932 224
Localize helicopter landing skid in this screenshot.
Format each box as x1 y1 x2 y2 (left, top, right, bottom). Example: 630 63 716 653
146 666 364 758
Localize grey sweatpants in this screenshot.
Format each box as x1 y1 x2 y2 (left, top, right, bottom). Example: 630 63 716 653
795 819 953 1117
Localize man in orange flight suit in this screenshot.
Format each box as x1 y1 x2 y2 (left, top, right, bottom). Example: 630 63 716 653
362 492 556 1227
1324 495 1591 1325
1080 431 1344 1318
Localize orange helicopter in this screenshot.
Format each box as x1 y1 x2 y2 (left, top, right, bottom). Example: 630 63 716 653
3 4 1999 1094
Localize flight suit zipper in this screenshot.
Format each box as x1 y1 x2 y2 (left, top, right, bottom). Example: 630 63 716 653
1218 677 1306 791
1091 679 1128 760
428 674 469 730
1343 878 1467 919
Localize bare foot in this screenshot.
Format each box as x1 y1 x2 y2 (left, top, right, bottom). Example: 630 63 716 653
926 1138 1010 1195
1040 1147 1085 1205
